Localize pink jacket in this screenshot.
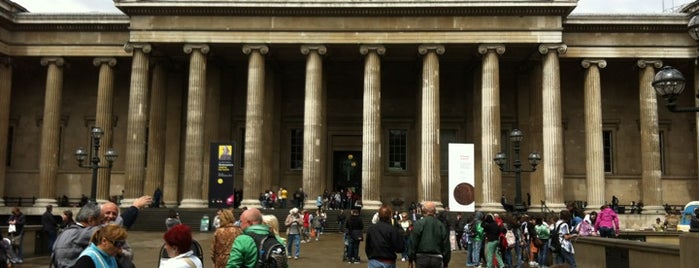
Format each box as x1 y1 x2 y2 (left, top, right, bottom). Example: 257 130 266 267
594 207 619 232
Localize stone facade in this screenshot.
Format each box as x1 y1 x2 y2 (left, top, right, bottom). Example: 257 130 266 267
0 0 698 212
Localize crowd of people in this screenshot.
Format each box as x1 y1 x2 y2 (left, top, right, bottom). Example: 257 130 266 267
12 192 691 268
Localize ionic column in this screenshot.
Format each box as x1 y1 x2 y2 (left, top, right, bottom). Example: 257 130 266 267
36 57 65 207
93 57 117 203
180 44 209 208
478 44 506 212
301 45 327 209
144 60 168 200
163 70 184 208
360 45 385 210
240 44 269 208
0 58 12 206
418 45 444 206
122 43 151 207
637 59 664 214
582 59 607 211
538 44 567 211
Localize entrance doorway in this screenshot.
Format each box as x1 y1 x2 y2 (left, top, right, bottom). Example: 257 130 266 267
333 150 362 195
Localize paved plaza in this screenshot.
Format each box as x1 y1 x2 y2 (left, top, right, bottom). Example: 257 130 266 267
17 231 470 268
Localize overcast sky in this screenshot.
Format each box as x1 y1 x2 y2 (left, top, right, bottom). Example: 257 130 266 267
9 0 698 14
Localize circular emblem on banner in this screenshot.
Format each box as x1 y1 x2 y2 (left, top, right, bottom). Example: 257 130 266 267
217 178 223 184
453 182 475 206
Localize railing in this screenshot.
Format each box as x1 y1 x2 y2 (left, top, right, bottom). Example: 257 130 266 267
3 196 36 207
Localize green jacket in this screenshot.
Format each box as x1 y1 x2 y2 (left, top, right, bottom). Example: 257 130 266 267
408 215 451 264
226 224 285 268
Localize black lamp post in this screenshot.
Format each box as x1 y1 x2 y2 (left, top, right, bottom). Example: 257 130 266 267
652 15 699 113
493 129 541 212
343 154 357 182
75 127 118 203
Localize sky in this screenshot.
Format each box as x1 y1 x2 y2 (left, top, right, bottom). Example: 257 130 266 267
8 0 699 14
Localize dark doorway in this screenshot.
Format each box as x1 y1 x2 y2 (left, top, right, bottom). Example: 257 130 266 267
333 150 362 195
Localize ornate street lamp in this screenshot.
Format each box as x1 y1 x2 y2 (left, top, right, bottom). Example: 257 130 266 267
493 129 541 212
652 15 699 113
75 127 117 203
343 154 357 182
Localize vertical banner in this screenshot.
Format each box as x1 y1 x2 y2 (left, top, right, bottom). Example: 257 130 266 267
209 142 235 208
449 143 475 212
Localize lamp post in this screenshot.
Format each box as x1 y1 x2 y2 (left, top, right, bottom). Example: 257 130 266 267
75 127 118 203
493 129 541 212
343 154 357 182
652 15 699 113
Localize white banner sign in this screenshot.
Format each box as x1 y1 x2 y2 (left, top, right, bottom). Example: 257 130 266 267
448 143 475 212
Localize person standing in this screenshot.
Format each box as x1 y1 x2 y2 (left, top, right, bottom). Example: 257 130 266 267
42 205 58 254
284 208 303 259
594 204 620 238
454 213 466 251
346 209 364 264
408 202 450 268
482 214 504 268
554 210 578 267
279 187 288 208
365 205 404 268
8 207 26 263
227 208 284 267
293 188 305 209
212 209 242 268
337 210 347 233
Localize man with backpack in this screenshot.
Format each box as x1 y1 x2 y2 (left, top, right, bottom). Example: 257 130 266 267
227 208 287 268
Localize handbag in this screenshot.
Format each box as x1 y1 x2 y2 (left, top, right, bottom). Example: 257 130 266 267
8 224 16 233
533 237 543 247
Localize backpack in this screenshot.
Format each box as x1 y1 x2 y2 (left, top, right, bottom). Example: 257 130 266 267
462 223 471 245
505 228 516 248
247 232 288 268
549 223 562 253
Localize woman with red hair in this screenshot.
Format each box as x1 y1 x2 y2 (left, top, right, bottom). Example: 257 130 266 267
161 224 202 268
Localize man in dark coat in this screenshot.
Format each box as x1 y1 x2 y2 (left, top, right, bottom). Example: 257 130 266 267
41 205 58 253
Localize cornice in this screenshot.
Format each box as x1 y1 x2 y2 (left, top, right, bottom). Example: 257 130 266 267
114 0 577 16
564 14 689 33
2 14 129 31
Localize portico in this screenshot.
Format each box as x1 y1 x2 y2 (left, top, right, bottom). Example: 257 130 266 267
0 0 697 215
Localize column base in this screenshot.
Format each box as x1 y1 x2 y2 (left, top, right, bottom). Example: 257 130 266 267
641 205 666 215
0 198 4 207
543 202 567 213
304 200 318 210
119 198 136 208
34 198 57 207
240 199 263 209
179 199 208 208
477 202 505 213
585 203 604 213
164 201 178 208
96 199 109 205
361 200 383 210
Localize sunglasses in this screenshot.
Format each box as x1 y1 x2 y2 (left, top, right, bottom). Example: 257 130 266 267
108 239 126 248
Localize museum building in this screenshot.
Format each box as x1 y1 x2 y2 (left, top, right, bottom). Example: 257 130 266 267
1 0 698 213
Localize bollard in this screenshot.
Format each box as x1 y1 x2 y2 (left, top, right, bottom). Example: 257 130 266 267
200 215 210 232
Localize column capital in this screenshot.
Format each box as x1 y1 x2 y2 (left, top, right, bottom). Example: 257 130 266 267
123 43 152 54
538 43 567 55
477 44 506 55
637 59 663 69
359 45 386 55
242 44 269 55
183 44 210 55
581 59 607 69
300 45 327 55
0 57 11 67
418 44 445 55
40 57 65 67
93 57 117 67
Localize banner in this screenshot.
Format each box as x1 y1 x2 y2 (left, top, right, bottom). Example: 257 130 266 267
209 143 235 208
448 143 475 212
